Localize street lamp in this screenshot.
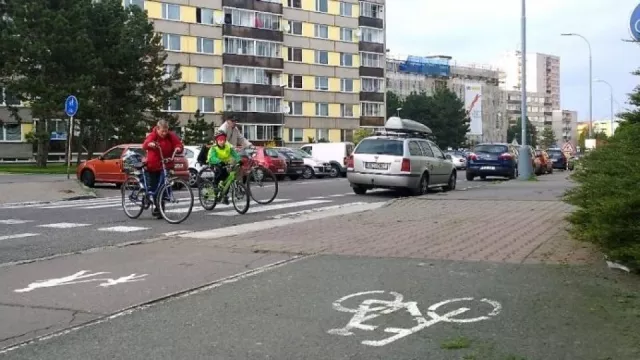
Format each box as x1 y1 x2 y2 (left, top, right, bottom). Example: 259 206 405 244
561 32 593 138
517 0 533 180
396 107 402 117
594 78 615 136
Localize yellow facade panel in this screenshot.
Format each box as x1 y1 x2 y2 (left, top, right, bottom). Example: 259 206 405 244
214 39 223 55
181 66 196 83
302 23 314 37
282 46 288 59
302 103 316 116
214 98 223 113
181 6 196 23
353 79 361 92
145 1 162 19
301 49 315 64
353 104 360 117
328 52 340 67
328 104 340 118
328 129 341 142
213 69 222 84
328 0 340 15
182 96 198 113
302 76 315 91
328 78 340 92
302 128 315 141
301 0 314 11
282 128 289 141
352 4 360 17
182 36 196 53
328 26 340 41
353 54 360 67
20 123 33 141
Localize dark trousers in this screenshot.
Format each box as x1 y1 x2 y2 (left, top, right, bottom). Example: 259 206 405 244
145 171 163 212
213 165 229 189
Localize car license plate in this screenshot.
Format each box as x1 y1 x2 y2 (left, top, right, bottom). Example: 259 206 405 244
277 169 285 173
365 162 389 170
480 166 495 170
174 164 183 168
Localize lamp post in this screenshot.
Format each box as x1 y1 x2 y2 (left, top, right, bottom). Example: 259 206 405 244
594 79 615 136
517 0 533 180
561 32 593 138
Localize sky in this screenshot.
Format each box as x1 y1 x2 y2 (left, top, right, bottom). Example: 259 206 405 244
386 0 639 122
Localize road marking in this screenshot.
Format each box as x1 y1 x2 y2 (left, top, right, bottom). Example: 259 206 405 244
40 199 120 209
162 230 193 237
0 233 39 241
14 270 148 293
98 226 149 232
165 198 290 214
38 222 91 229
329 194 347 197
180 202 384 239
308 196 327 199
209 200 331 216
328 291 501 347
0 219 34 224
271 202 370 219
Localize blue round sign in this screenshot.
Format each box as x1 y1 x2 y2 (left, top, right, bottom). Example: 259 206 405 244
64 95 78 117
630 4 640 41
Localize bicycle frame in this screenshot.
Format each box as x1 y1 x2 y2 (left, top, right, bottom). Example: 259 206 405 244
216 163 242 199
129 148 179 206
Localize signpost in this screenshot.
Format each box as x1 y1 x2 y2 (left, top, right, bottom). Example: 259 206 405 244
64 96 78 180
629 3 640 41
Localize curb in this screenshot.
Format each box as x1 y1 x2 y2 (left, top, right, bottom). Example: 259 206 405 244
0 180 97 207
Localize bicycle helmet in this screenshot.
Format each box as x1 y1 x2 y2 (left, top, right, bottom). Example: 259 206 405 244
214 130 227 142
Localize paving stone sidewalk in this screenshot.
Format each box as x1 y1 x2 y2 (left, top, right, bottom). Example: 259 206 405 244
0 177 95 204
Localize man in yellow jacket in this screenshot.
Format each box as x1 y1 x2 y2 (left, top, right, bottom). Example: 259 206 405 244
207 130 241 204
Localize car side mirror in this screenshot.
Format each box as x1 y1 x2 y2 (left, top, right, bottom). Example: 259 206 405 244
445 154 452 160
98 156 104 161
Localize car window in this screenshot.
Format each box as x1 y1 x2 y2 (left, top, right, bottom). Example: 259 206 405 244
184 149 194 158
548 150 563 158
473 144 508 153
428 141 445 159
418 141 434 157
354 139 404 156
103 147 124 160
300 146 311 155
264 148 281 158
346 144 354 156
408 141 423 156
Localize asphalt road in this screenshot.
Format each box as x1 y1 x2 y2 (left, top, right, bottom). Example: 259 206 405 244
0 171 478 265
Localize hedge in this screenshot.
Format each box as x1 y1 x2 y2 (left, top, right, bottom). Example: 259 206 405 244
563 122 640 271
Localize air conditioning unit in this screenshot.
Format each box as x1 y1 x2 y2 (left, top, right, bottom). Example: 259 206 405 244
283 104 291 114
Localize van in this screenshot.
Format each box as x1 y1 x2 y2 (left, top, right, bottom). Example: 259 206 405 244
299 142 354 177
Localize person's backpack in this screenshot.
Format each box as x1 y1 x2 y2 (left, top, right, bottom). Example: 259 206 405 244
197 144 210 165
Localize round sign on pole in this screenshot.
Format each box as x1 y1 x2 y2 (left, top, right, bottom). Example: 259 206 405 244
629 4 640 41
65 95 78 117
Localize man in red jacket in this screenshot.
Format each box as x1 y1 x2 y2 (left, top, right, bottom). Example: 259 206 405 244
142 120 183 217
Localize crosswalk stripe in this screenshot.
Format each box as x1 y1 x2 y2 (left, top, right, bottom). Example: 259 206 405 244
165 198 289 214
0 233 39 241
209 200 331 216
98 226 149 232
270 202 370 219
41 199 121 209
0 219 34 224
37 223 91 228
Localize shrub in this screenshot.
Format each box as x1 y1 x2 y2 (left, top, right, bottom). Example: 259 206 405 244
563 123 640 270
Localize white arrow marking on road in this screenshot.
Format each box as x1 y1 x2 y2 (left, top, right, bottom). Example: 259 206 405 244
14 270 148 292
98 274 148 287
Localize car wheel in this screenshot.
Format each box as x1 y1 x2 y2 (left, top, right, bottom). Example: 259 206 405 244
466 172 474 181
412 173 429 196
443 171 456 191
352 185 367 195
509 167 517 179
188 169 199 187
81 169 95 187
329 164 340 178
302 166 314 180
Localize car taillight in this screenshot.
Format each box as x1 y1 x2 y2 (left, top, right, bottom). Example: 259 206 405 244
401 158 411 172
499 153 512 160
468 153 478 161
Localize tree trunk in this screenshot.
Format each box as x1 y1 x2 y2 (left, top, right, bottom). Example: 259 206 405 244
35 120 49 167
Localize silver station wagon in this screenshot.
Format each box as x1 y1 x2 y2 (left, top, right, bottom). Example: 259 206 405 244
345 117 457 195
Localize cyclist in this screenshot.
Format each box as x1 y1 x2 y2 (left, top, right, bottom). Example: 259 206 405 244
217 114 254 149
142 120 183 218
207 130 241 205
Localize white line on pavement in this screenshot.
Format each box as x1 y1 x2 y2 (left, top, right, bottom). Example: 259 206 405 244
271 202 370 219
0 219 34 224
98 226 149 233
209 200 331 216
0 233 40 241
165 198 290 214
37 223 91 229
308 196 327 199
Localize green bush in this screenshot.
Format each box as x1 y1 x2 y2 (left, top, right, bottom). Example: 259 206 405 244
563 123 640 271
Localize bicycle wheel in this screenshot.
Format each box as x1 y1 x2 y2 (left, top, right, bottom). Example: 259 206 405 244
121 176 145 219
158 178 194 224
198 179 218 211
246 166 278 204
231 180 250 214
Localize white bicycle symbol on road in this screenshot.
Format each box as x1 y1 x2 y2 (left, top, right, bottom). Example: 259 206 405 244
327 290 501 347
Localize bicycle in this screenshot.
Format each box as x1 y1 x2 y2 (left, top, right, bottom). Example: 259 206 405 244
198 162 250 214
121 147 194 224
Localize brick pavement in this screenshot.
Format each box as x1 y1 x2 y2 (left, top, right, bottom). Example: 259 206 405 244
183 172 601 265
0 179 95 204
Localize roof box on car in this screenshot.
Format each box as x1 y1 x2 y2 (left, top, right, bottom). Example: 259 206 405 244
375 117 432 138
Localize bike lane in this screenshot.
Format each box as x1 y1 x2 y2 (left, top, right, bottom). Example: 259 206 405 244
3 255 638 359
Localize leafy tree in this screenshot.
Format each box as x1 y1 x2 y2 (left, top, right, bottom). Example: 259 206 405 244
618 69 640 125
577 127 587 150
183 109 210 145
353 128 373 145
507 117 537 147
386 91 402 118
538 127 557 149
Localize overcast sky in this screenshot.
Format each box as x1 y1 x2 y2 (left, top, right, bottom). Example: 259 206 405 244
386 0 638 122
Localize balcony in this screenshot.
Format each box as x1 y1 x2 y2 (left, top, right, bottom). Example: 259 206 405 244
223 83 284 97
223 24 283 42
222 54 283 69
222 0 283 14
224 111 284 124
358 16 383 29
358 41 385 54
359 92 384 102
359 66 384 78
360 116 385 127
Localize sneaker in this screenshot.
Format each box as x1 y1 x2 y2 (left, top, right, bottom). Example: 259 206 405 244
151 208 162 218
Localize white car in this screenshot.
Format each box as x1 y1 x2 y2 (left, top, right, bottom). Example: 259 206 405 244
183 145 211 187
274 147 332 179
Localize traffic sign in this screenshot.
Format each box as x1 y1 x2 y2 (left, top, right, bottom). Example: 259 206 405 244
65 95 78 117
562 142 575 153
630 3 640 41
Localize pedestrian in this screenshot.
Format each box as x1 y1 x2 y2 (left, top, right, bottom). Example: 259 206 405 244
142 120 184 218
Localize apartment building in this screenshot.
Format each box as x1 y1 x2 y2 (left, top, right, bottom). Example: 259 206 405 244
386 55 508 143
0 88 33 160
143 0 386 146
550 109 577 148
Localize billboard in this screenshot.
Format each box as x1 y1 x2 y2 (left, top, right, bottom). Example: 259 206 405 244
464 83 482 135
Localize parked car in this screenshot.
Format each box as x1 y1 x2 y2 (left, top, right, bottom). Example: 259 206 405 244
444 151 467 170
274 147 332 179
466 143 519 180
273 147 306 180
300 142 354 178
546 148 568 170
183 145 209 186
76 144 189 188
240 146 287 178
346 117 457 195
534 149 553 175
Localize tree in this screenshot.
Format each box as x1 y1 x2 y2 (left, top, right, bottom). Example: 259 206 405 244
507 117 537 147
353 128 373 145
538 127 557 149
183 110 210 145
386 91 402 118
618 69 640 125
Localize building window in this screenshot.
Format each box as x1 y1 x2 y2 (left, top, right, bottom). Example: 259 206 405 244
340 28 353 42
224 37 281 58
224 66 273 85
224 95 281 113
289 101 303 115
359 1 383 19
316 0 328 12
197 37 214 54
288 20 302 35
0 87 21 106
287 0 301 8
288 128 303 142
360 52 383 67
316 128 329 140
196 8 214 25
0 123 21 142
340 2 352 16
340 53 353 66
162 3 180 20
361 102 383 116
164 96 182 112
224 8 281 31
315 103 329 116
197 67 214 83
340 129 353 142
315 50 328 65
124 0 144 8
287 75 303 89
315 76 329 91
240 124 282 140
314 24 328 38
360 27 383 43
287 47 303 62
340 104 354 117
341 79 353 92
361 77 383 92
162 34 181 51
163 64 179 80
198 97 215 113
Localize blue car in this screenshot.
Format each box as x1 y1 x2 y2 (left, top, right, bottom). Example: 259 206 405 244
546 149 567 170
466 143 519 181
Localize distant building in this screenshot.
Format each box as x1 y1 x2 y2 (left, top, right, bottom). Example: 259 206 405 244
577 120 621 137
551 110 578 148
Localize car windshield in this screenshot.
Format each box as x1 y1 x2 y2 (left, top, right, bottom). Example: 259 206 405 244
473 145 508 154
279 148 305 159
355 139 403 156
264 148 280 158
289 149 310 158
548 151 563 158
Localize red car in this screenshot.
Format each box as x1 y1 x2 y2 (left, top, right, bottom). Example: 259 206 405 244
239 146 287 177
76 144 189 188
